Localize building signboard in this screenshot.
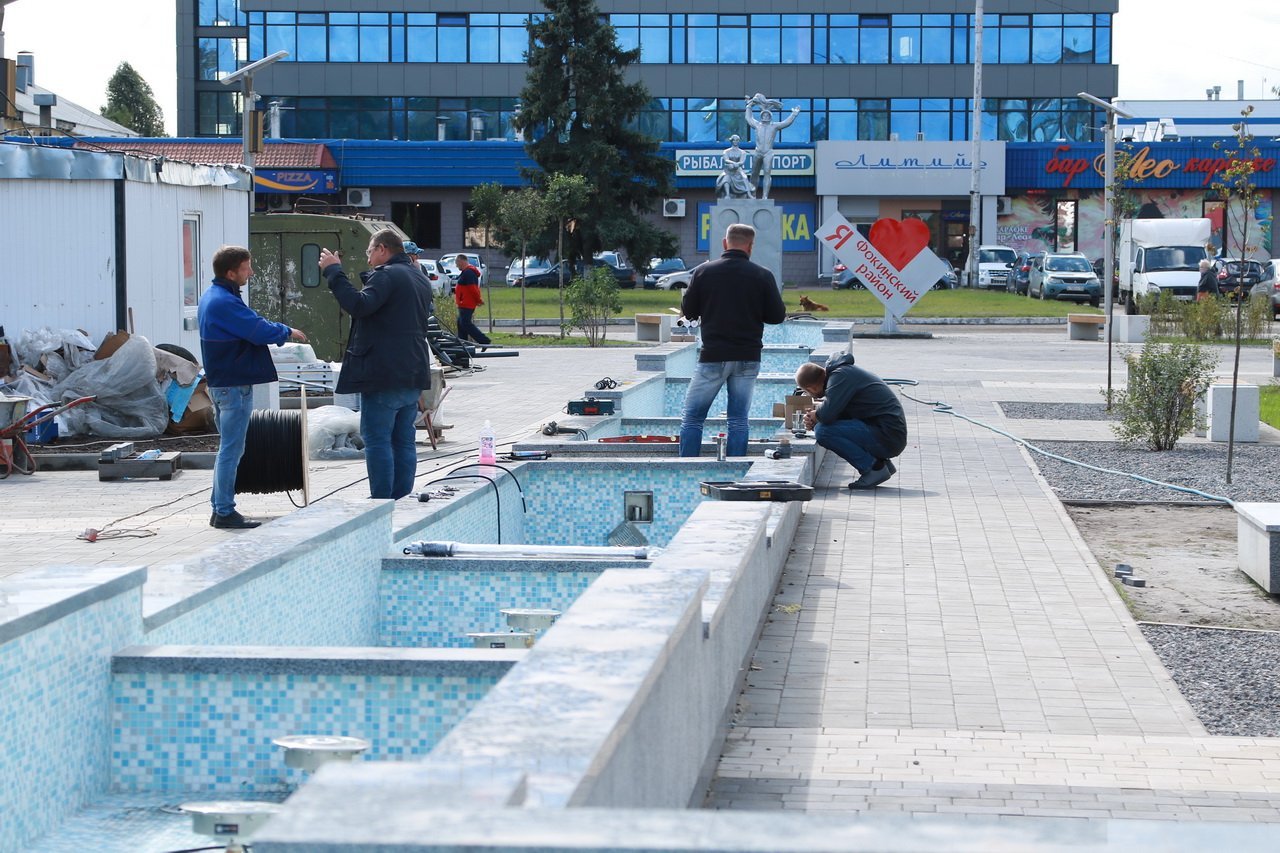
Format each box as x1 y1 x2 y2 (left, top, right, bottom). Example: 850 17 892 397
697 202 815 253
816 141 1006 196
254 169 339 194
675 148 814 177
816 213 949 319
1008 142 1280 190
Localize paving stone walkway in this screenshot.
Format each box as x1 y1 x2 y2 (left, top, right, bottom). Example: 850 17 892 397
708 328 1280 822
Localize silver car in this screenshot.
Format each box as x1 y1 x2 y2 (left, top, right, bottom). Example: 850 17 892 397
439 252 488 286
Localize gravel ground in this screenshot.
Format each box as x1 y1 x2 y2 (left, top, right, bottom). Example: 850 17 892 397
1029 439 1280 504
998 401 1117 421
1140 624 1280 737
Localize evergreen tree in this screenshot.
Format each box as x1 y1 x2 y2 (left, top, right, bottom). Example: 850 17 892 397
515 0 676 266
101 62 165 136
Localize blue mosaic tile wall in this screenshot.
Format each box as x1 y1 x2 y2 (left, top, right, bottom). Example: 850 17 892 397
760 345 814 374
395 473 527 548
1 585 143 850
614 374 665 417
663 376 798 418
381 568 599 647
635 342 698 379
620 418 781 442
110 671 499 793
520 461 750 548
144 517 387 647
764 319 826 346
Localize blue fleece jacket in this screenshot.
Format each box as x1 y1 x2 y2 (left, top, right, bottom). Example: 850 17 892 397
197 278 291 388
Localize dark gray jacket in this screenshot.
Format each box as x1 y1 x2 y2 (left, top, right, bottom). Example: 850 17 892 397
325 253 434 393
817 352 908 457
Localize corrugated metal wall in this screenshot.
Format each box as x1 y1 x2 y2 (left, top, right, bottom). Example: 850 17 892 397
0 179 116 344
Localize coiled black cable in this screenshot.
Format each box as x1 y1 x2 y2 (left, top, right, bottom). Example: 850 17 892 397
449 462 527 512
418 473 503 543
234 409 305 494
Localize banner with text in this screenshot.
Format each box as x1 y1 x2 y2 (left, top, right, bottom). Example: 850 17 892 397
698 202 815 253
816 212 949 318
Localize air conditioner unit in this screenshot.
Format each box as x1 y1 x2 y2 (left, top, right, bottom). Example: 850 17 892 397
266 193 292 212
995 196 1013 215
346 187 372 208
662 198 686 218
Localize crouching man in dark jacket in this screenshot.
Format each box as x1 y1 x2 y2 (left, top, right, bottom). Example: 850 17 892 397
795 353 907 489
319 229 434 500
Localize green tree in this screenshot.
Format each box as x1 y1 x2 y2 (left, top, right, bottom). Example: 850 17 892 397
101 62 165 136
515 0 677 268
545 172 591 336
469 182 508 330
1209 106 1264 483
564 266 622 347
499 187 552 335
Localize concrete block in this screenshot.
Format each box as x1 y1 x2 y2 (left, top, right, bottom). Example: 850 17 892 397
252 381 280 411
1237 502 1280 593
1107 314 1149 344
635 313 672 343
1066 314 1104 341
1206 384 1259 443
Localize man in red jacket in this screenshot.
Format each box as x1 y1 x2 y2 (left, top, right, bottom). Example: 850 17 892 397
452 254 491 347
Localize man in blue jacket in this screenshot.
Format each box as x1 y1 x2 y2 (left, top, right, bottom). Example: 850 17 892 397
679 223 787 456
198 246 307 529
319 229 434 500
796 354 907 489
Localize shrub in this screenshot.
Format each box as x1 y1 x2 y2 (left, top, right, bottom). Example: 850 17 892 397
1179 296 1223 341
1110 340 1218 450
563 266 622 347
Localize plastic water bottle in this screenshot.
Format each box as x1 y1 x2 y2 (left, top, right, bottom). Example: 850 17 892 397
479 420 496 464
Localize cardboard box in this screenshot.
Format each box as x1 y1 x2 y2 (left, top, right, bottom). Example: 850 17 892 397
773 394 815 424
95 330 131 360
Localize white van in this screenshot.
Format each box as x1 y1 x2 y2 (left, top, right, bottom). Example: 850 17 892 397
974 245 1018 289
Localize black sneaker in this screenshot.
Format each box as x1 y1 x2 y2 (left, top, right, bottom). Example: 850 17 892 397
210 510 261 529
847 459 897 490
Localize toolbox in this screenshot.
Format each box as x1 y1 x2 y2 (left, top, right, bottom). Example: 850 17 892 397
699 480 813 502
98 443 182 481
567 397 615 416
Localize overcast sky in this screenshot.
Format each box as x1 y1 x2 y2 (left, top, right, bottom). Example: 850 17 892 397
3 0 1279 136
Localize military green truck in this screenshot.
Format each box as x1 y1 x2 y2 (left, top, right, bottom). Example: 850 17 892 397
248 213 412 361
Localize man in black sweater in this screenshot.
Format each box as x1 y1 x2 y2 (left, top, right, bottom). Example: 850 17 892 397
679 223 787 456
796 353 907 489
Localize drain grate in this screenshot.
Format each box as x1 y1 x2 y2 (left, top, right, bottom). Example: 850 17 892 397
606 521 649 547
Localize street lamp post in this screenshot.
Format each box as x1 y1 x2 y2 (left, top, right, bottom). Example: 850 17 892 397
1077 92 1133 407
220 50 289 172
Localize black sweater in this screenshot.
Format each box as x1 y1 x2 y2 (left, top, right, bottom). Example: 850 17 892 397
681 248 787 362
816 352 908 457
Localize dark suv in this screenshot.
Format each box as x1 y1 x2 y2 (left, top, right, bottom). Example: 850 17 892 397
1008 252 1042 296
1213 258 1265 296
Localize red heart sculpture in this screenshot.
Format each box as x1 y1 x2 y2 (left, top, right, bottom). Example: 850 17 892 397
868 218 931 271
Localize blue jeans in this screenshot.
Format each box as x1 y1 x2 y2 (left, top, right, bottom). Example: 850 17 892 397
679 360 760 457
457 307 491 345
210 385 253 516
360 387 422 499
814 418 891 475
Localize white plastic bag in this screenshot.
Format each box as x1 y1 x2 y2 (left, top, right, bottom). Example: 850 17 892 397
307 405 364 460
51 335 169 438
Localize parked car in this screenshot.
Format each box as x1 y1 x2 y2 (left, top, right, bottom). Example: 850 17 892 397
655 262 708 290
514 258 638 288
417 258 451 297
1259 259 1280 319
439 252 488 286
1029 251 1102 306
974 245 1018 289
1213 258 1266 297
1008 251 1043 296
835 262 954 291
505 256 552 286
644 257 687 288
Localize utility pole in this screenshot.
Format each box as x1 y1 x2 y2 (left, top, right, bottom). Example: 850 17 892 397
965 0 984 288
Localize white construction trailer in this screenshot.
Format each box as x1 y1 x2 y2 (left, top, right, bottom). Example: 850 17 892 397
0 141 250 355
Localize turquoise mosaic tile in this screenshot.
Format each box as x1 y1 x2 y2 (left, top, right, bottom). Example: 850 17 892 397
110 671 499 793
663 375 798 418
395 472 527 547
764 319 826 346
143 515 386 647
521 461 750 548
634 342 698 379
620 418 781 442
759 345 814 374
0 577 143 851
381 569 599 647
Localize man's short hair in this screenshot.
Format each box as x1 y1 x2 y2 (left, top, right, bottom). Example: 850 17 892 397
795 362 825 388
212 245 251 279
725 224 755 248
370 229 405 254
455 253 470 265
1198 259 1212 272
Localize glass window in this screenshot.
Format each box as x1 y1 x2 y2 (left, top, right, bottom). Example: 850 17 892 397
751 27 780 63
1032 26 1062 63
330 25 358 62
921 26 950 62
719 26 747 63
500 23 528 61
297 24 326 61
615 25 639 52
860 18 889 63
1096 25 1111 63
781 24 811 63
827 26 855 63
640 27 669 63
1063 27 1093 63
688 25 717 63
360 21 389 62
859 99 889 140
407 22 437 62
266 24 295 57
200 0 245 27
892 26 920 63
470 23 499 61
1000 25 1029 63
301 245 321 287
182 215 201 307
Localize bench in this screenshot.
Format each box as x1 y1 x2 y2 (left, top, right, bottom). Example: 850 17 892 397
635 313 672 343
1067 313 1106 341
